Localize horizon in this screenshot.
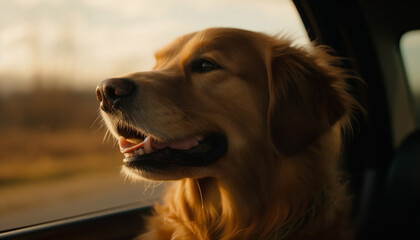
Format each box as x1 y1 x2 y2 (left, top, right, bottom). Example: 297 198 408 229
0 0 309 94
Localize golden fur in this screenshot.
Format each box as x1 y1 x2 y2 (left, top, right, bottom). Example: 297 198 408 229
100 28 358 240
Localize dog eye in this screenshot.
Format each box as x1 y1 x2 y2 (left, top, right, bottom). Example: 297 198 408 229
191 59 221 73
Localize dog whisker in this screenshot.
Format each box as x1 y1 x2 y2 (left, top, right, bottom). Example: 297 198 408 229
91 115 101 129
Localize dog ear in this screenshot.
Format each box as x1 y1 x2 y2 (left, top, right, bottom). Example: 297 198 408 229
267 44 348 156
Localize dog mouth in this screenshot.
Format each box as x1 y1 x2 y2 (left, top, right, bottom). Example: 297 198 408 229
116 125 228 171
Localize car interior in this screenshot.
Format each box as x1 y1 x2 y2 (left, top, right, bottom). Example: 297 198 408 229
0 0 419 239
293 1 419 239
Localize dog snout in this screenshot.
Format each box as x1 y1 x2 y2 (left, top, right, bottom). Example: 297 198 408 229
96 78 134 113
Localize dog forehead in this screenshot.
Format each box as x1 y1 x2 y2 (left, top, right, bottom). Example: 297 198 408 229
154 32 196 61
154 28 267 68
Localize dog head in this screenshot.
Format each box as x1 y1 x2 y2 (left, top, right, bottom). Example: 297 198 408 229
96 28 353 181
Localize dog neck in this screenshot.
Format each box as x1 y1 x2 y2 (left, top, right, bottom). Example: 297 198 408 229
149 127 351 240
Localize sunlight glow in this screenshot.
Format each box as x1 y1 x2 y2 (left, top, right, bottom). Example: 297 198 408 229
0 0 308 93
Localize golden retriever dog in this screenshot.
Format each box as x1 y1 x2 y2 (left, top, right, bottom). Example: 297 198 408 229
96 28 358 240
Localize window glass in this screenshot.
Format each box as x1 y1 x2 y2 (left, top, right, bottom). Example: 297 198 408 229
0 0 308 231
400 30 420 126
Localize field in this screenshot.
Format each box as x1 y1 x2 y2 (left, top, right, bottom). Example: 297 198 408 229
0 89 165 231
0 129 121 187
0 89 120 188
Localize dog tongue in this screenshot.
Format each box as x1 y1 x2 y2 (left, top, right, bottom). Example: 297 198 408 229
119 135 203 154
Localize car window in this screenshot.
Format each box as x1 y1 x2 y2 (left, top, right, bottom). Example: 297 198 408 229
0 0 308 231
400 30 420 127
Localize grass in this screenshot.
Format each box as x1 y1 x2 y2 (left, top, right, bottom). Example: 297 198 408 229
0 89 128 189
0 129 123 189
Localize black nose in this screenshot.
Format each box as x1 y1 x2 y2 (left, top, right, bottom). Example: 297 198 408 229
96 78 134 112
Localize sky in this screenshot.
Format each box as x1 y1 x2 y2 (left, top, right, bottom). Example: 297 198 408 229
1 0 418 96
0 0 309 93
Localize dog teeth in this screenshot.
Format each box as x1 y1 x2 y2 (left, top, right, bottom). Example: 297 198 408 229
137 148 145 155
143 136 153 154
123 156 136 163
123 148 145 159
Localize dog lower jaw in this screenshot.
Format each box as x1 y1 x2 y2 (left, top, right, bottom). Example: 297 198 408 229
121 165 172 181
121 165 200 181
